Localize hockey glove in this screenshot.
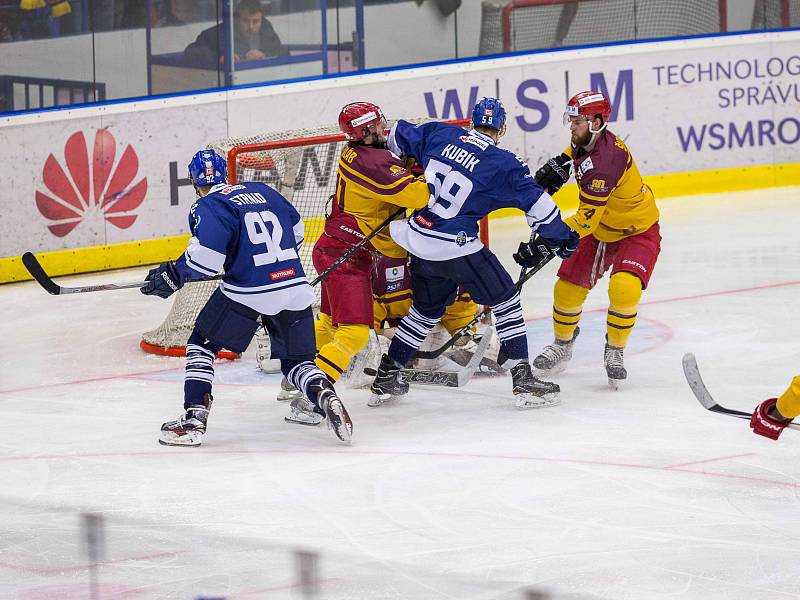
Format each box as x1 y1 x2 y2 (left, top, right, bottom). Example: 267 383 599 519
552 228 580 259
141 261 181 299
534 153 572 194
513 238 555 268
750 398 794 440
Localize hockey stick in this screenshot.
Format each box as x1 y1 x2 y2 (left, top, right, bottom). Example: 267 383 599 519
310 206 406 287
413 239 556 360
23 206 405 295
21 252 223 296
682 353 800 430
365 328 494 388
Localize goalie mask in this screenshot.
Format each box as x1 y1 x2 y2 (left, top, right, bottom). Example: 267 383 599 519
564 91 612 135
338 102 387 143
188 150 227 187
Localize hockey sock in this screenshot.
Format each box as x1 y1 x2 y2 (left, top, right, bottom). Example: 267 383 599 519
287 361 330 409
184 330 221 408
315 323 370 383
490 291 528 368
606 272 642 348
552 278 588 342
777 376 800 420
314 312 335 350
390 305 440 366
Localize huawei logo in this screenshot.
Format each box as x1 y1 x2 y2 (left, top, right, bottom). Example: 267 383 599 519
36 129 147 237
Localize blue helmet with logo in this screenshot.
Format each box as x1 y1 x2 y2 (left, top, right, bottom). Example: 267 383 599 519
188 150 227 187
472 97 506 131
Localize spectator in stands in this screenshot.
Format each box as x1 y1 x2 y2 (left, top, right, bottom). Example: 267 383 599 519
91 0 115 31
18 0 72 39
184 0 287 65
0 9 16 42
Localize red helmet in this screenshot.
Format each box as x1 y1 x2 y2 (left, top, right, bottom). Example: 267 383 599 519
338 102 386 142
564 91 612 131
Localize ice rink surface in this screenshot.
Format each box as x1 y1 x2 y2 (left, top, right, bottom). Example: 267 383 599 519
2 187 799 599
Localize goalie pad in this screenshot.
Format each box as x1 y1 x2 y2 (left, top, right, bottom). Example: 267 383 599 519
255 326 282 374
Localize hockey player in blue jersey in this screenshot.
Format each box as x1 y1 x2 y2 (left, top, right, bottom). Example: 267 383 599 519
141 150 353 444
370 97 580 408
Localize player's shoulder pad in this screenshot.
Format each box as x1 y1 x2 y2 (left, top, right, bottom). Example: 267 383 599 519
495 147 532 172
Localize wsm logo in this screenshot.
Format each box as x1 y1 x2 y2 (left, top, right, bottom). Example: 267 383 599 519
35 129 148 237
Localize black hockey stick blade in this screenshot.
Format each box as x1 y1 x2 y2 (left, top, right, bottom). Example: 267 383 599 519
682 352 800 430
22 252 61 295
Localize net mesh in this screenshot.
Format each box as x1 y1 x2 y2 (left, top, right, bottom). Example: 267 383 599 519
479 0 725 55
141 124 344 354
753 0 800 28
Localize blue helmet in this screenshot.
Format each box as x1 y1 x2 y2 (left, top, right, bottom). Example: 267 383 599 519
472 97 506 131
188 150 227 187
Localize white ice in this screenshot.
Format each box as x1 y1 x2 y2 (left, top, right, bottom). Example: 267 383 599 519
1 187 800 600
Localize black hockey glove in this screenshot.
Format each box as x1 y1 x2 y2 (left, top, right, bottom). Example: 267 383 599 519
141 261 181 299
546 229 580 260
534 153 572 194
513 238 555 269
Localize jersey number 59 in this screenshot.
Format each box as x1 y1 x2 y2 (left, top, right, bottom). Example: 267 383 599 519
425 159 474 219
244 210 298 266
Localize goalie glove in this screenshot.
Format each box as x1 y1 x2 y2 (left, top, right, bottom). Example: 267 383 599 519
534 153 572 194
141 261 182 299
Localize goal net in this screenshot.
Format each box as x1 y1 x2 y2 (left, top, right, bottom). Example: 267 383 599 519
478 0 727 55
140 118 477 358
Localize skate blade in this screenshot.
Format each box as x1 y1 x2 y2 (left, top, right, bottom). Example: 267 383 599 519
533 363 569 377
327 401 353 444
277 390 303 402
284 411 323 426
158 430 203 446
515 392 561 409
608 378 624 391
367 393 400 407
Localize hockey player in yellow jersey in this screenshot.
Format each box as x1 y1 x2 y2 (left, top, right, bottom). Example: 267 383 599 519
311 102 430 386
751 376 800 439
527 91 661 388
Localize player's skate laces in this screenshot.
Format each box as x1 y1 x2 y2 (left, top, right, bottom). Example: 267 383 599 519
159 393 213 447
533 327 580 373
315 386 353 444
277 377 303 402
284 395 324 426
604 340 626 389
368 354 409 407
511 362 560 409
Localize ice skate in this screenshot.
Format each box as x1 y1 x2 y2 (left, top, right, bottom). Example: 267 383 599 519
312 383 353 444
533 327 579 374
276 377 303 402
604 340 626 390
511 362 560 409
368 353 409 407
159 393 213 447
284 395 324 426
